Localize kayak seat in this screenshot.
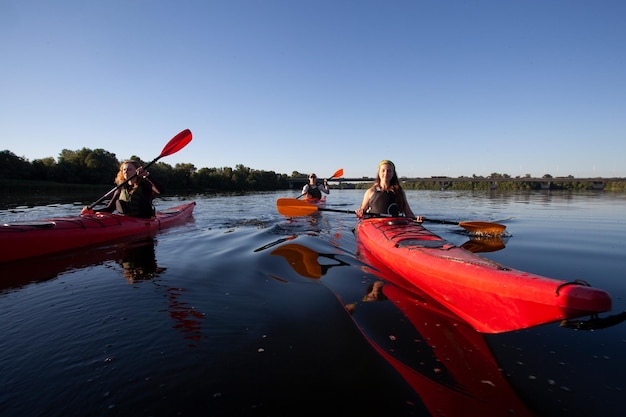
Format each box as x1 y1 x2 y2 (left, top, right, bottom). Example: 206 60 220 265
378 222 456 249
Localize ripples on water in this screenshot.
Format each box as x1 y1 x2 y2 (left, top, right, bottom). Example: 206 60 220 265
1 190 625 417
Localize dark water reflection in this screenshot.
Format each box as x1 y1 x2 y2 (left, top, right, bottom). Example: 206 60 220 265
1 190 625 416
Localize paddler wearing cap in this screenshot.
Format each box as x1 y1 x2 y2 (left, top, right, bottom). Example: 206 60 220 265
355 160 422 221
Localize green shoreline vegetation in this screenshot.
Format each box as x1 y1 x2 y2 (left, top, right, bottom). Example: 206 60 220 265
2 149 625 195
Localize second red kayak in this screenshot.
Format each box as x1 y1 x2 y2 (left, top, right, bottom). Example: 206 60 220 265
304 196 326 205
0 202 196 263
355 217 612 334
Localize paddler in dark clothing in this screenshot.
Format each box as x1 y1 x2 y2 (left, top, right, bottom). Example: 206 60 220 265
81 160 165 219
355 160 422 221
301 173 330 200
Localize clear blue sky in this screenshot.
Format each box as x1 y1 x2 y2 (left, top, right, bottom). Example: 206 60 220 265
1 0 624 179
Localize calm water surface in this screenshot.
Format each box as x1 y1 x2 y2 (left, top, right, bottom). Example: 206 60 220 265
1 190 625 417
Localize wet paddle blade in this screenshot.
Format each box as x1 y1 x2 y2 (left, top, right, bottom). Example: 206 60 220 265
277 198 319 216
457 221 507 236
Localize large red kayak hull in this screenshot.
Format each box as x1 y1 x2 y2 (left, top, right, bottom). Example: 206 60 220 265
355 217 612 333
0 202 195 263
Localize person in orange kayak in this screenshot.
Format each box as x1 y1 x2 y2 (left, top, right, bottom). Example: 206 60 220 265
356 160 422 221
301 173 330 200
82 160 165 218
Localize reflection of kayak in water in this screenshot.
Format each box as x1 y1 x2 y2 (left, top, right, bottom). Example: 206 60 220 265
354 217 612 334
351 281 538 417
268 241 537 416
0 202 195 263
460 235 507 253
1 238 164 292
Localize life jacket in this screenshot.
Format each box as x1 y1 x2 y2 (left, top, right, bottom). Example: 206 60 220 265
116 180 156 218
367 187 400 216
307 185 322 200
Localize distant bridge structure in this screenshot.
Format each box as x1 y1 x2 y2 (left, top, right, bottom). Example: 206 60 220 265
287 177 621 190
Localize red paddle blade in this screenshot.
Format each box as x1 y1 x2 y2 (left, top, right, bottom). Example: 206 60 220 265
159 129 192 158
330 168 343 179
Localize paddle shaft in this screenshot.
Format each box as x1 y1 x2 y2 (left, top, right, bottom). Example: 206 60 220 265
297 206 450 225
307 206 424 222
275 198 506 235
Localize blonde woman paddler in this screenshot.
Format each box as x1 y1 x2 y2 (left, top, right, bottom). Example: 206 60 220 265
355 160 422 221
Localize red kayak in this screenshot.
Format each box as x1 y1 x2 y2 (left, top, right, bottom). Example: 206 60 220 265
304 196 326 205
355 217 612 334
0 202 195 263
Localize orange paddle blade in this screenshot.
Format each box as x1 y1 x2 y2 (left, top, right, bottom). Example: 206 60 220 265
277 198 319 217
329 168 343 179
457 221 506 236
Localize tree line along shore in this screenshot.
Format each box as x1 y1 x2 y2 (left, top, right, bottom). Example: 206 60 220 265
1 149 625 193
